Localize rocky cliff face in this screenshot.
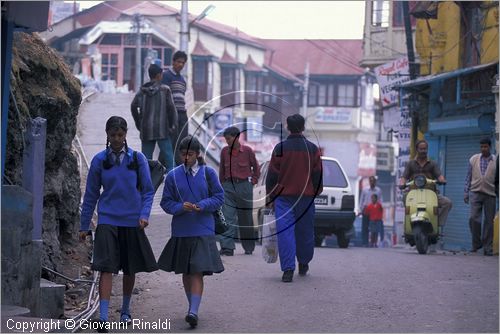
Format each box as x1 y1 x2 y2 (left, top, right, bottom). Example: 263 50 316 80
6 32 82 272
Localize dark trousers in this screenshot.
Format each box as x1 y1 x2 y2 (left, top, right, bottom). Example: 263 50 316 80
275 196 315 271
469 191 496 252
174 112 189 165
362 214 369 246
218 181 255 252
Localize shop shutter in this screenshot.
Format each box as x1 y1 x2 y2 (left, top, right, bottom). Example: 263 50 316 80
442 135 483 251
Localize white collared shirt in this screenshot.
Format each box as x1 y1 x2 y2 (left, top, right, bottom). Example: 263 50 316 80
110 147 126 164
184 161 200 176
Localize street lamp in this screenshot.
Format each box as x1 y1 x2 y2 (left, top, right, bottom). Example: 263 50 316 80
179 1 215 77
180 2 215 51
192 4 216 25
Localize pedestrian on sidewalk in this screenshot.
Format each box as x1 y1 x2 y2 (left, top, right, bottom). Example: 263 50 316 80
218 126 260 256
162 51 188 160
131 64 178 172
464 137 497 256
359 176 383 247
79 116 158 332
158 136 224 328
266 114 323 283
363 194 384 248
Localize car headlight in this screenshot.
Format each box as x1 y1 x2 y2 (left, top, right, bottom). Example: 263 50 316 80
414 175 427 188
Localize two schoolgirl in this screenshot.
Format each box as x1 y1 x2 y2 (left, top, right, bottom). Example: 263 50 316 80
80 117 223 331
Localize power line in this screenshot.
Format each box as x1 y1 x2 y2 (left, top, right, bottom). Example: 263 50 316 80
305 39 364 74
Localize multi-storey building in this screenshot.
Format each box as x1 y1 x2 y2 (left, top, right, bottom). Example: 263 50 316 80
360 0 419 229
399 1 499 250
41 1 378 191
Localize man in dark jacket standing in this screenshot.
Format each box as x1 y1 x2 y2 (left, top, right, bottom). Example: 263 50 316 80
131 64 177 172
266 114 323 283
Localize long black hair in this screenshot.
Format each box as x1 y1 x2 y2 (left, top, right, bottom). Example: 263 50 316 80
103 116 136 170
178 135 205 165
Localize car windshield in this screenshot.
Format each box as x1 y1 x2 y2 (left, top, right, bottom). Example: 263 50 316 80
322 159 348 188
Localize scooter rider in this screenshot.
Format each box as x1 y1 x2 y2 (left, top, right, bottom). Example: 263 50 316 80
399 140 453 232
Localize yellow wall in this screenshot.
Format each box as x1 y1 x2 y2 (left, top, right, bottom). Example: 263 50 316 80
415 1 499 76
415 2 461 75
481 3 499 64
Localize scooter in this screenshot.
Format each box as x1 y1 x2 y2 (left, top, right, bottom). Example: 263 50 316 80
400 175 445 254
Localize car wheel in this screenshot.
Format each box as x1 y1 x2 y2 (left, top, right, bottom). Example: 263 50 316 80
314 234 324 247
337 231 349 248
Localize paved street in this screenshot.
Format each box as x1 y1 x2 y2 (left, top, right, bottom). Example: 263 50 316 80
78 93 499 333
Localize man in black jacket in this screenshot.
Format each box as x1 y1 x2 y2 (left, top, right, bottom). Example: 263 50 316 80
131 64 178 171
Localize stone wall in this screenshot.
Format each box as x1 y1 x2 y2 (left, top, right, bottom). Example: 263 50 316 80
1 186 40 313
5 32 82 272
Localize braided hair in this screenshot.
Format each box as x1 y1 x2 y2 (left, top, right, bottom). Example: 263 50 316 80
103 116 132 170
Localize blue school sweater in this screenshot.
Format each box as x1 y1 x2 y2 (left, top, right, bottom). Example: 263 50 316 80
80 148 154 231
160 165 224 237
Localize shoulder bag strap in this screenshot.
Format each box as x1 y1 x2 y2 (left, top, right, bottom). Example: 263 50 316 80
204 166 212 197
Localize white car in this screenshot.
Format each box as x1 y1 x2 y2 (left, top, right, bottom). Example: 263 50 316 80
252 156 356 248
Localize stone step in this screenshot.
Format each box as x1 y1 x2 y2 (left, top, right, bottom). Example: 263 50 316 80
36 278 65 319
1 305 30 317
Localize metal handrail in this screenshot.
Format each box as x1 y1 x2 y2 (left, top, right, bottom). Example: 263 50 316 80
189 115 223 166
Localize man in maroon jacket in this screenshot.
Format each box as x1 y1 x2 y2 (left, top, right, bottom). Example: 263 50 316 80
266 114 323 282
218 126 260 256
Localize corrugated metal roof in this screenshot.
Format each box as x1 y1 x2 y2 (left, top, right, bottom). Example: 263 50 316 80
244 55 263 72
398 62 498 89
191 38 215 57
259 39 364 76
79 20 176 47
219 49 239 64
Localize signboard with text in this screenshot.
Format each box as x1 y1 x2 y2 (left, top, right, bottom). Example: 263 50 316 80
394 106 412 224
374 57 410 107
314 107 356 123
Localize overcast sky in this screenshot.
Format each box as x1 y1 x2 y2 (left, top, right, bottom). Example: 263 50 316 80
75 1 365 39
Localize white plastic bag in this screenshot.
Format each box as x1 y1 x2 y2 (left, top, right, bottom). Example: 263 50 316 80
261 210 278 263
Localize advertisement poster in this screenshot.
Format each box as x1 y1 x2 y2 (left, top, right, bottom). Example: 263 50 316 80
374 57 410 107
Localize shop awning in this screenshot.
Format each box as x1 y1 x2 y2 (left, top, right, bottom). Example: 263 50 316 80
397 62 498 89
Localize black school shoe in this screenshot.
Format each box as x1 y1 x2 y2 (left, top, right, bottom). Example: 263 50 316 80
298 263 309 276
219 248 234 256
185 313 198 328
282 270 294 283
96 320 109 333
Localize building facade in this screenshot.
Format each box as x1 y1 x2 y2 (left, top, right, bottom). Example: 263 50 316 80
360 0 419 229
400 1 499 250
41 1 378 188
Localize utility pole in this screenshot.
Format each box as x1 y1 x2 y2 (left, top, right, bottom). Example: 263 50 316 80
133 13 142 93
301 61 310 118
402 1 418 157
180 0 189 78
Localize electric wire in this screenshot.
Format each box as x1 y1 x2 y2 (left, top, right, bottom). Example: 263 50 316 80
306 39 364 73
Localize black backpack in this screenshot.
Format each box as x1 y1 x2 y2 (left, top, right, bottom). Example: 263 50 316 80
133 151 166 193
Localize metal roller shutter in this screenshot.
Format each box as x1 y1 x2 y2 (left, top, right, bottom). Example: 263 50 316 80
443 135 483 251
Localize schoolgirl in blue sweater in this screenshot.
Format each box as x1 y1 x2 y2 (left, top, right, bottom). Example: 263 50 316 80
80 116 157 332
158 135 224 328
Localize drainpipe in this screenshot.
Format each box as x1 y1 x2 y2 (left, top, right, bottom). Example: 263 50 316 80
402 1 418 158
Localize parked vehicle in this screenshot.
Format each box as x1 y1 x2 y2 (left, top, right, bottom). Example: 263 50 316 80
400 175 443 254
252 156 356 248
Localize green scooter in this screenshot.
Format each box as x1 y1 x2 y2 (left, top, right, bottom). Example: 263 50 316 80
400 175 445 254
